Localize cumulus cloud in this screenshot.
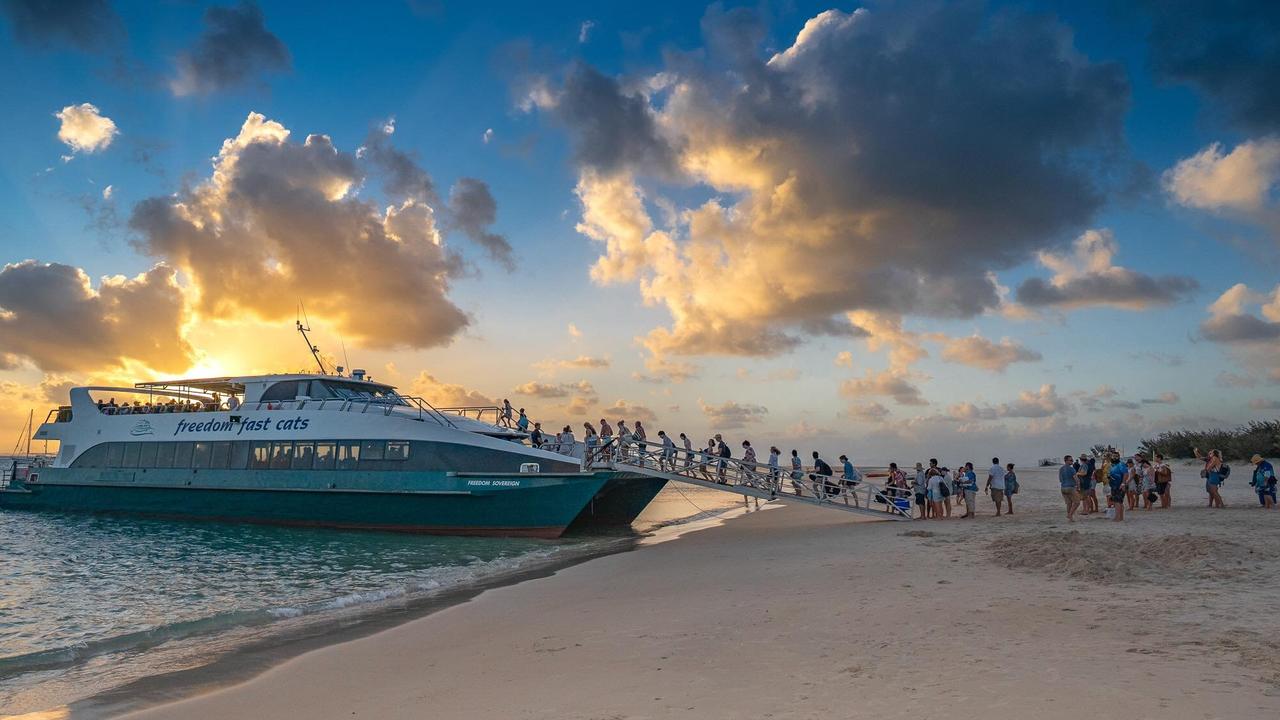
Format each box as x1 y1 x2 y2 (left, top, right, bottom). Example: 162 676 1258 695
129 112 482 350
535 355 610 372
0 261 192 373
170 1 290 96
996 384 1070 418
446 178 515 270
700 399 767 429
1015 229 1198 310
530 2 1130 362
939 335 1041 373
1165 138 1280 215
513 380 595 399
839 369 927 407
603 399 656 423
1200 282 1280 344
847 402 890 422
407 372 496 407
2 0 121 50
55 103 117 154
1143 1 1280 133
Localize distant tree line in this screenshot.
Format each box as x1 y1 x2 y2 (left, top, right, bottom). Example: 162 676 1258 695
1139 420 1280 461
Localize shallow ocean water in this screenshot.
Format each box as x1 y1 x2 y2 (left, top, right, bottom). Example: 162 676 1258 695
0 481 745 716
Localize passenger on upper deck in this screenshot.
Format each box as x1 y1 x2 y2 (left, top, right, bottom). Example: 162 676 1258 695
227 394 241 411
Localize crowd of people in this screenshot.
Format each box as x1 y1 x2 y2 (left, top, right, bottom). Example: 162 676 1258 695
95 393 238 415
1057 448 1276 522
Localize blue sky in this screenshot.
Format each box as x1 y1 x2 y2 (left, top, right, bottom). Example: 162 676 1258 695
1 0 1278 462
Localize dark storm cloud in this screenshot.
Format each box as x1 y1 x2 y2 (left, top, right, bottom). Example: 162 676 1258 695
536 1 1133 358
1200 313 1280 344
553 62 680 177
360 122 438 204
1143 0 1280 132
170 1 290 96
1 0 121 50
446 178 515 270
1016 272 1199 309
0 261 192 373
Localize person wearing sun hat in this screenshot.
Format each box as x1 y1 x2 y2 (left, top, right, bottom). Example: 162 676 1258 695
1250 455 1276 510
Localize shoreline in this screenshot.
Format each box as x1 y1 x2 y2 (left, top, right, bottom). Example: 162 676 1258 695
55 503 755 719
118 467 1279 720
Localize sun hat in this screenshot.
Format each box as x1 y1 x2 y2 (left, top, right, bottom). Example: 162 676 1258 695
1252 454 1264 464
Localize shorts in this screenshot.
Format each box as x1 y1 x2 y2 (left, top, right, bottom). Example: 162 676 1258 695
990 488 1005 502
1079 479 1093 491
1155 481 1169 495
1060 488 1076 505
1110 488 1125 503
915 492 927 506
1257 487 1277 504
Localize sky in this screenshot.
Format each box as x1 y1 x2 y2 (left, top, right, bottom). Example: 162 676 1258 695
1 0 1278 464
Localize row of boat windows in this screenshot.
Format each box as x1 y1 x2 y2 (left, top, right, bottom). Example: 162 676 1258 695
75 440 412 471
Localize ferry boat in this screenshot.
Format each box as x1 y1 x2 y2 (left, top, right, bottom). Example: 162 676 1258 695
0 371 665 538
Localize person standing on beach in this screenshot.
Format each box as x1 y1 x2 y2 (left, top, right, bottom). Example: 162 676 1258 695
1250 455 1275 509
960 462 978 518
1140 458 1158 510
1059 455 1080 521
1194 448 1227 508
986 457 1005 516
1003 462 1017 514
1107 457 1126 521
1153 453 1173 508
928 466 946 520
914 462 929 519
1125 458 1140 510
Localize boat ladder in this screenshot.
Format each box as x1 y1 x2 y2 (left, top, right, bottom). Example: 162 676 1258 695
585 439 913 521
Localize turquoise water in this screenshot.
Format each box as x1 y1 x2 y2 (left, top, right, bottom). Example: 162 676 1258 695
0 482 743 715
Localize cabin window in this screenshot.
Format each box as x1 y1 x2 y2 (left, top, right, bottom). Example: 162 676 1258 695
259 381 300 402
106 442 124 467
154 442 176 469
230 441 251 469
293 442 315 469
173 442 193 468
137 443 158 469
359 440 385 461
337 441 360 470
270 441 294 469
191 442 212 469
250 442 271 470
210 442 231 469
314 442 336 470
385 441 410 461
122 443 140 468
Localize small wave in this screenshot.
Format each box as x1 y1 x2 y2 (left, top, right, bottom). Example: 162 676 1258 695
0 541 604 685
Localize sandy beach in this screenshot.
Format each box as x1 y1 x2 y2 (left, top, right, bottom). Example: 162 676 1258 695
121 465 1280 720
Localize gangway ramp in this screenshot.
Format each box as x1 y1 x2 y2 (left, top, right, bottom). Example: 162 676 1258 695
586 439 913 521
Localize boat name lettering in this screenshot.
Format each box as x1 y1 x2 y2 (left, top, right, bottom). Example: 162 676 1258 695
466 480 522 487
173 416 311 436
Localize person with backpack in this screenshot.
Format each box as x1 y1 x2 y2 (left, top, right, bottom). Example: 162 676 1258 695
1107 456 1127 521
1003 462 1018 514
1194 447 1227 508
811 452 836 495
1250 455 1275 509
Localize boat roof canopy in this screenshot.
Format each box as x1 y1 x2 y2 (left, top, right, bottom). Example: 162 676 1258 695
135 374 396 396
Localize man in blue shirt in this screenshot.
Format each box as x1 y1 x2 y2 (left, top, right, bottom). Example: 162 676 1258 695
1107 456 1128 522
1251 454 1276 509
959 462 979 518
1059 455 1079 522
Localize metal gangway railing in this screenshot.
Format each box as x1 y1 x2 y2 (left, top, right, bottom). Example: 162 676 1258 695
585 438 913 520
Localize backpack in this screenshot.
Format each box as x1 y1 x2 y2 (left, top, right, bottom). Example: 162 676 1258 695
1220 463 1231 480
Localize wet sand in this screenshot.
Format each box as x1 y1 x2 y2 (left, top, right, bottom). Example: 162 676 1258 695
123 465 1280 719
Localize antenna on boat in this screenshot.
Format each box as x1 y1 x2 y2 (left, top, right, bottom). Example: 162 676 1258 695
296 303 328 375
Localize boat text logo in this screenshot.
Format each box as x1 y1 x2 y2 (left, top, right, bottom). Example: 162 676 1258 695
173 416 311 437
130 419 155 436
